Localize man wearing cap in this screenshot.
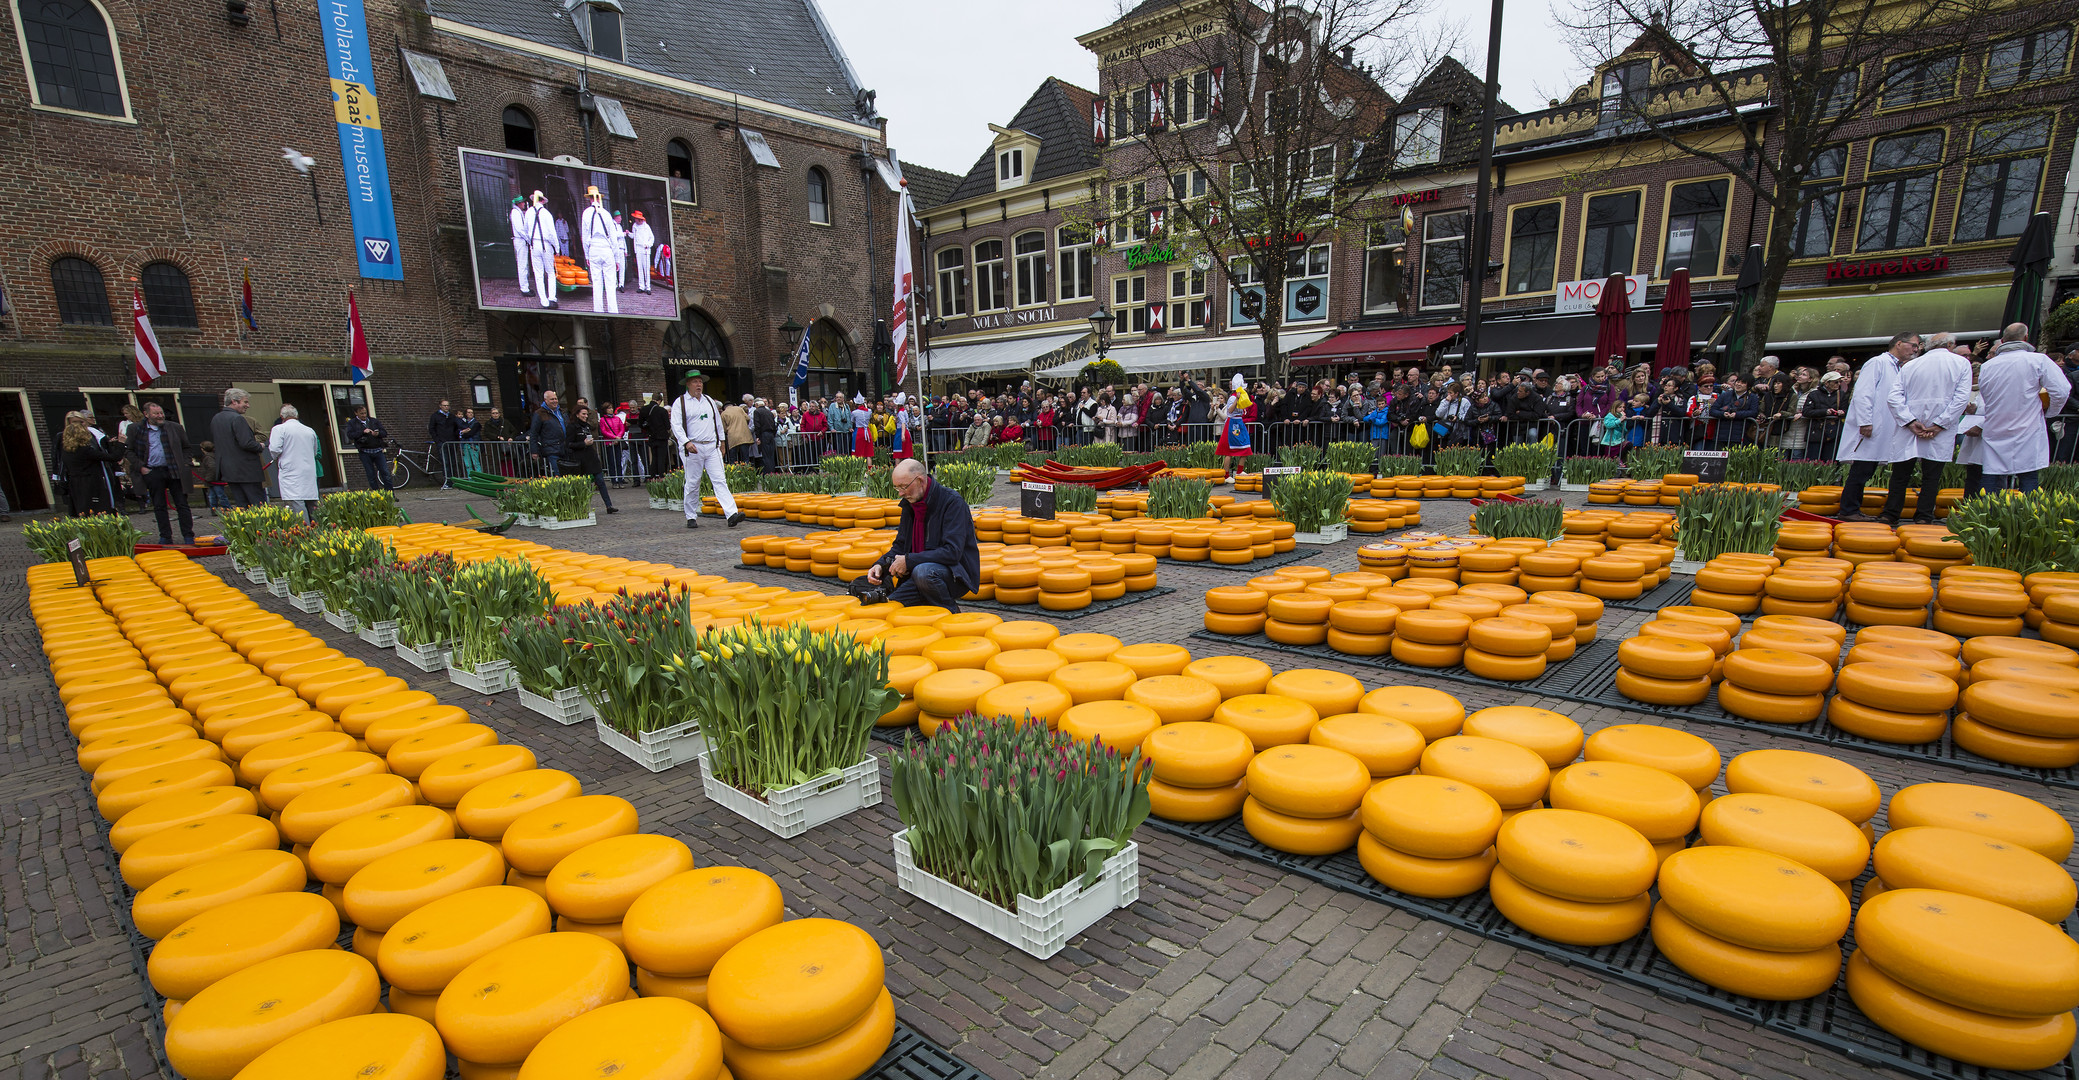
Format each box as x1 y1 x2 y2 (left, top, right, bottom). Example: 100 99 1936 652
670 370 743 528
629 212 656 294
508 196 534 298
519 191 559 309
580 185 620 315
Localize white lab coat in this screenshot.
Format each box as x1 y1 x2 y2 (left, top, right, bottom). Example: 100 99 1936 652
581 205 620 314
1976 341 2074 475
519 205 558 307
1887 346 1973 462
670 392 735 518
630 221 656 292
1956 393 1984 467
268 418 320 502
611 216 629 288
509 205 533 295
1837 353 1905 461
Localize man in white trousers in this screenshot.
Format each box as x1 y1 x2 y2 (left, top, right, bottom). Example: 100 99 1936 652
1977 322 2073 493
1835 332 1919 520
508 196 533 297
520 191 560 309
1881 330 1972 524
580 185 620 315
629 211 655 293
670 369 745 529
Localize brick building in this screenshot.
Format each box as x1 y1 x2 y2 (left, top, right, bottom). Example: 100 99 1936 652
2 0 895 510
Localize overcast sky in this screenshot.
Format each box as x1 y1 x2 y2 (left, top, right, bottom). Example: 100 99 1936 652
816 0 1589 176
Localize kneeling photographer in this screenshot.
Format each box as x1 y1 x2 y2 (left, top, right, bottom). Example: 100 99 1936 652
864 458 980 613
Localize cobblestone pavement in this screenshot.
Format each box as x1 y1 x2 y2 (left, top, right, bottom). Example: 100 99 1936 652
3 480 2072 1080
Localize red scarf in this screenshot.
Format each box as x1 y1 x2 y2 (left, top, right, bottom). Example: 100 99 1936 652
910 480 931 555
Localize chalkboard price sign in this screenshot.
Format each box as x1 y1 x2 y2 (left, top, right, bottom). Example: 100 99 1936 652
1682 450 1728 483
1262 466 1300 499
1020 481 1056 520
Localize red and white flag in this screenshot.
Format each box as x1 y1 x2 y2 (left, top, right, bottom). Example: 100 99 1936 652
131 288 166 386
346 291 373 384
890 182 916 387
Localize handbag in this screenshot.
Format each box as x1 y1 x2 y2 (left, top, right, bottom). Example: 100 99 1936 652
1409 423 1430 449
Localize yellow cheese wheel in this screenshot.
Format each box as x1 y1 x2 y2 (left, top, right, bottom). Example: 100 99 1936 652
1969 656 2079 691
1394 609 1472 645
165 949 381 1080
1488 864 1650 946
1961 636 2079 668
1845 951 2078 1072
1125 675 1224 724
1464 617 1554 659
1059 700 1162 751
544 834 694 925
1389 637 1464 667
1725 749 1880 823
1824 697 1946 743
1214 694 1321 751
1613 668 1711 707
1834 662 1959 713
1048 661 1136 704
1953 712 2079 768
976 680 1075 731
1842 641 1962 681
622 867 784 978
1144 722 1254 787
1931 608 2026 639
518 996 723 1080
1357 687 1464 741
1109 643 1190 678
1309 714 1423 777
1656 845 1849 951
149 891 340 1000
1752 614 1849 645
1637 619 1732 656
109 785 258 855
79 726 200 776
233 1012 446 1080
1246 745 1371 818
1495 808 1656 903
718 985 896 1080
133 848 307 940
1241 797 1362 855
1720 649 1835 695
1421 736 1552 809
911 669 1004 718
1698 792 1871 881
1855 887 2079 1017
922 635 1000 670
705 918 884 1051
1649 903 1841 1000
1263 669 1364 717
885 654 938 697
454 770 585 842
361 705 470 757
1854 624 1961 655
1148 777 1249 821
632 968 708 1008
1873 826 2076 923
500 796 639 876
119 813 281 889
97 758 237 821
1547 761 1699 842
417 746 541 809
258 751 391 815
1583 725 1720 790
1205 586 1270 614
1204 610 1267 635
1715 682 1827 725
1886 782 2073 861
377 885 553 993
1462 707 1583 769
1183 656 1274 699
343 838 507 932
1327 600 1400 636
434 932 629 1065
236 731 359 787
934 612 1003 638
1360 775 1502 859
1355 832 1496 898
338 691 442 739
989 620 1061 651
986 649 1064 684
877 625 944 656
1617 637 1716 680
1938 583 2030 618
1266 593 1332 624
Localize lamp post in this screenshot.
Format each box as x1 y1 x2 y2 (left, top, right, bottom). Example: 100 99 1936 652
1087 307 1113 364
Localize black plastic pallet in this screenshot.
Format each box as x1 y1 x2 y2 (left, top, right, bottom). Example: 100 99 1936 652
866 1022 994 1080
731 561 1176 620
1142 814 2076 1080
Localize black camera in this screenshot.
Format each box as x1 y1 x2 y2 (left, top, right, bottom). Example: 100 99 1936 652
848 574 891 607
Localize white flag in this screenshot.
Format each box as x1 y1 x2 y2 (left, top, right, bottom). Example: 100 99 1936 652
891 184 916 388
131 289 166 386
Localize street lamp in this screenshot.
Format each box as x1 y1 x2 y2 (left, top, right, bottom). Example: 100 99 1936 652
1087 307 1113 363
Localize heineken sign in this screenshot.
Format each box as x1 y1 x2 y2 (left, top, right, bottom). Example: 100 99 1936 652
1825 254 1949 281
1123 243 1179 269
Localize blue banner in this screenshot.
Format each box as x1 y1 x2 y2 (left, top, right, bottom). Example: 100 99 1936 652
788 326 812 405
321 0 403 280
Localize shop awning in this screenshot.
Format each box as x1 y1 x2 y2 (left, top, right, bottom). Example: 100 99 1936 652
1037 329 1334 378
1439 304 1731 361
1761 285 2007 350
1290 323 1464 367
922 330 1090 377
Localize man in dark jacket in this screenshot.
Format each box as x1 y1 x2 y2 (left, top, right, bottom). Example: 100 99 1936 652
640 396 674 477
428 399 460 487
527 391 568 475
868 458 981 612
752 399 779 472
128 402 195 544
345 405 390 491
210 389 267 507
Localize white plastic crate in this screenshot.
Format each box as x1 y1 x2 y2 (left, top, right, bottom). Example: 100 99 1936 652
892 829 1138 959
245 568 268 585
1291 523 1349 545
394 641 450 673
539 514 597 531
444 656 515 694
697 754 880 838
289 590 324 613
596 717 704 772
1671 552 1707 575
518 685 593 725
228 552 247 574
358 620 398 649
649 497 678 510
266 577 290 597
322 607 359 633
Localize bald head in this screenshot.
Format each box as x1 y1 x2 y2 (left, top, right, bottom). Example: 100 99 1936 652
2002 322 2031 343
893 458 927 483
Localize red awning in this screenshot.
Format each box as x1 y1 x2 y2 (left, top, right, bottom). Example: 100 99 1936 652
1289 324 1464 367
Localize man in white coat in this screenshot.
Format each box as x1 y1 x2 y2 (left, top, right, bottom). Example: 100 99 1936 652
628 212 656 294
268 404 320 520
508 196 533 297
519 191 559 310
1836 332 1920 521
670 369 745 529
1882 331 1973 524
611 211 629 291
579 185 620 315
1977 322 2074 493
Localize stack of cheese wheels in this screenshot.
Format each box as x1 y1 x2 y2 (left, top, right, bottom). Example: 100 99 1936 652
1498 603 1580 664
1462 707 1583 776
1584 478 1627 504
1462 617 1553 681
1899 522 1972 570
1717 647 1834 725
1725 749 1882 843
1356 775 1501 897
1577 552 1652 603
146 892 340 1023
1622 479 1663 507
1955 638 2079 766
1516 550 1583 594
1420 735 1550 817
1795 485 1842 516
1391 608 1471 668
1036 563 1095 611
1356 542 1411 579
1584 724 1722 793
2043 591 2079 648
432 931 629 1075
1760 560 1846 620
516 998 724 1080
1832 522 1901 566
233 1013 447 1080
1690 557 1770 615
1933 568 2030 639
1772 521 1836 565
2026 572 2079 628
879 654 935 729
1242 744 1371 854
1144 722 1255 821
1348 499 1393 533
165 948 383 1079
1699 792 1870 895
1615 634 1716 707
705 918 894 1080
1548 760 1698 866
1828 661 1959 744
1491 809 1655 945
1264 588 1333 646
1325 599 1400 656
1651 846 1851 999
376 884 555 1024
502 796 641 941
1846 562 1936 626
622 866 784 1009
1529 590 1603 645
1456 546 1519 587
1872 827 2077 922
912 668 1002 737
1886 782 2075 862
1848 888 2079 1071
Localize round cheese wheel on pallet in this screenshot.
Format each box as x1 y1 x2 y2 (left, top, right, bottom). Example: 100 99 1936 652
1842 641 1962 681
500 796 638 877
1699 792 1870 881
1361 775 1501 859
1637 620 1731 656
1825 697 1947 744
1583 726 1720 790
235 1013 446 1080
1952 712 2079 769
1204 611 1268 636
1183 656 1273 699
377 885 553 994
417 746 540 810
433 932 628 1066
118 814 280 890
1058 700 1161 751
1724 749 1880 823
148 891 341 1001
1614 668 1711 707
622 867 783 980
976 681 1075 731
1048 661 1136 704
1721 649 1836 695
1855 887 2079 1017
1214 695 1320 751
518 997 721 1080
706 919 883 1052
1310 714 1423 777
1961 636 2079 668
110 785 260 855
1355 832 1495 899
132 849 307 941
453 771 584 844
1421 736 1550 809
1968 657 2079 692
1845 950 2077 1072
1110 642 1190 677
1495 808 1655 903
1715 682 1827 725
1242 797 1361 855
1835 663 1959 713
1649 902 1841 1000
1359 687 1465 741
1488 864 1651 946
1247 745 1371 819
1931 608 2026 639
1618 637 1715 681
913 670 1004 718
1657 845 1849 951
165 949 380 1080
1874 826 2076 923
1125 676 1223 724
1886 782 2073 860
1394 609 1472 645
1148 776 1249 822
343 838 508 933
1462 707 1582 769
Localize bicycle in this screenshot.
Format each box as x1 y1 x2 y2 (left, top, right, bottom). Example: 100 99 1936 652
376 440 440 490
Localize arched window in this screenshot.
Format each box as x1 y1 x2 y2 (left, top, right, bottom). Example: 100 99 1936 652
667 139 696 204
50 256 111 325
17 0 127 117
806 167 831 225
503 106 538 155
803 319 853 401
139 261 196 328
663 306 728 364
